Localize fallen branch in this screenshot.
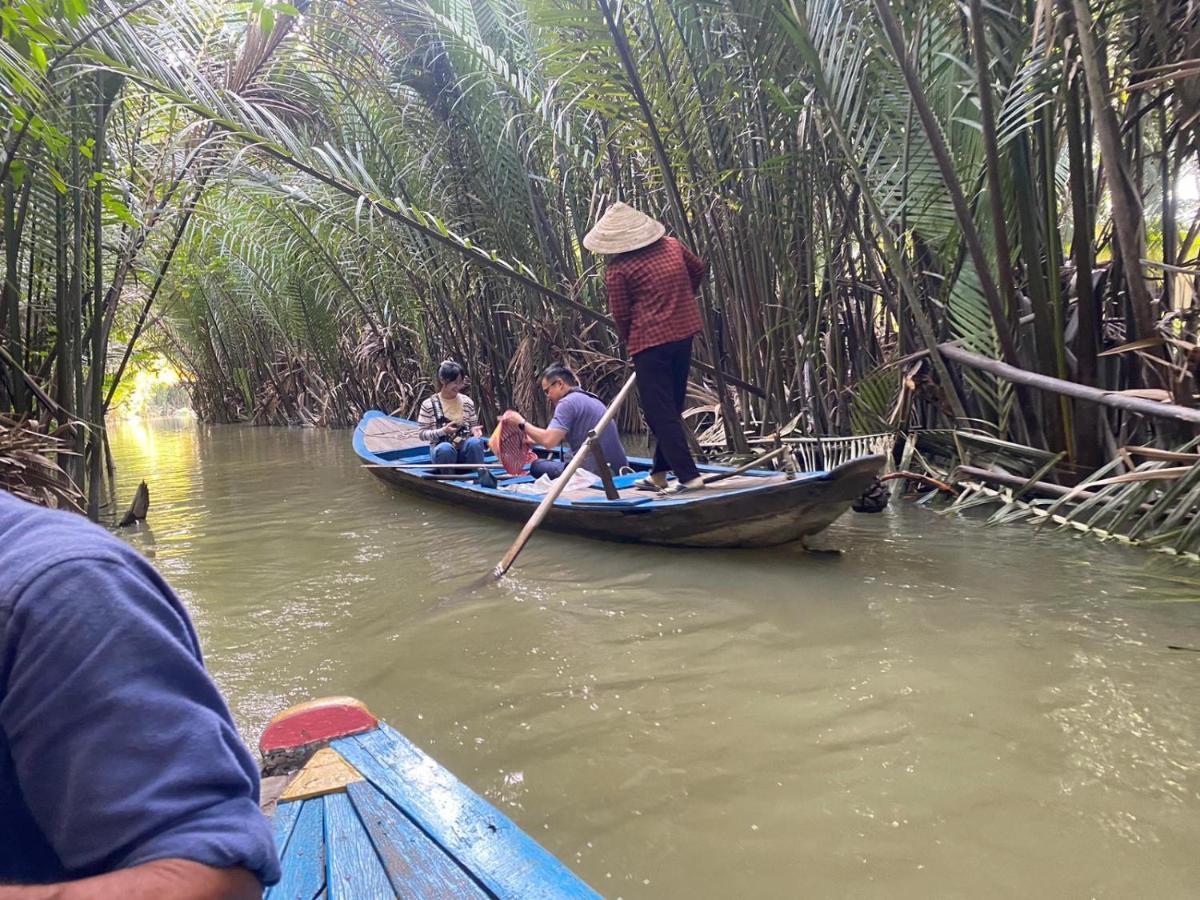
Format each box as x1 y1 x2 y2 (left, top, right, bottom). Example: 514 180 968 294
953 464 1162 513
938 344 1200 425
880 470 957 494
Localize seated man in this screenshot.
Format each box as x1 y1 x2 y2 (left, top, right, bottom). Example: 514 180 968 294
0 490 279 899
513 363 629 480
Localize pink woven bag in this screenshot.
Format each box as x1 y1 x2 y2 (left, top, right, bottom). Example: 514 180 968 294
491 411 537 475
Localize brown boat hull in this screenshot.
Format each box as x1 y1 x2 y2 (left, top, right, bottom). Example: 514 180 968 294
366 454 884 548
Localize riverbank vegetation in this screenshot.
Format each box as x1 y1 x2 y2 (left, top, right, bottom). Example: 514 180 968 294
2 0 1199 550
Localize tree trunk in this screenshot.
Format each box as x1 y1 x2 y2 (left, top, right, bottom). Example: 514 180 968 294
1068 0 1156 342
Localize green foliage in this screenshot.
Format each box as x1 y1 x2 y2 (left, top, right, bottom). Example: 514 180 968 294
849 366 901 435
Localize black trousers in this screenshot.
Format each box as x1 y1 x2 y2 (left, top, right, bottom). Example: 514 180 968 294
633 336 700 483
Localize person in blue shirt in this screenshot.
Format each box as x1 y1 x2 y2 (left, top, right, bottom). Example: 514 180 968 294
514 363 629 479
0 490 279 898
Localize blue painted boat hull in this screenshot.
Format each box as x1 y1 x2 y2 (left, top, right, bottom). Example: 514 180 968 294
264 712 599 899
354 411 884 548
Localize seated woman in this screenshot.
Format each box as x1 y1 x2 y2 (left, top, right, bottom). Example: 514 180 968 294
417 361 488 469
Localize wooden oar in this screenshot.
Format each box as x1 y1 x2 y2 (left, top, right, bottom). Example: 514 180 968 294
493 372 638 579
701 445 789 486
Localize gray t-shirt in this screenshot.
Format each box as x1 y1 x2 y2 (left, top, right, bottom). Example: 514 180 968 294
548 389 629 475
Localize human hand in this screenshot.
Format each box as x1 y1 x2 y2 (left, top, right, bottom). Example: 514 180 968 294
471 425 483 438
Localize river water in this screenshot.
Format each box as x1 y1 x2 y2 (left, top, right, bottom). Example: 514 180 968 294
107 419 1200 898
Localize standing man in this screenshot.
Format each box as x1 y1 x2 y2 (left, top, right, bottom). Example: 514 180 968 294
0 489 279 898
584 201 706 494
510 363 629 479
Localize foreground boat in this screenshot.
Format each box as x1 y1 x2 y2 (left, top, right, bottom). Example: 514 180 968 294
354 411 884 547
259 697 599 899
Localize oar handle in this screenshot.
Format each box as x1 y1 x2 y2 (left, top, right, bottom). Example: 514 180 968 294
494 372 638 578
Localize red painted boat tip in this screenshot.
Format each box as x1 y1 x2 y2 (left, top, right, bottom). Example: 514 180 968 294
259 698 379 754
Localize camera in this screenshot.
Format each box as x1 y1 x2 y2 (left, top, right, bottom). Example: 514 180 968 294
436 416 465 445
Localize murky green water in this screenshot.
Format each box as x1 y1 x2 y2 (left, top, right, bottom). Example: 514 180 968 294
107 420 1200 898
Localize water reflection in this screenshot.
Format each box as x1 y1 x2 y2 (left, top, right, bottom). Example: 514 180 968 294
106 421 1200 898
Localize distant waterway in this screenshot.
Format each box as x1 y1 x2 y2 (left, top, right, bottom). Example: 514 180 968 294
107 419 1200 898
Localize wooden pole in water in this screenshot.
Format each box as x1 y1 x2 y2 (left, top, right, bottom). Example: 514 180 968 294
494 372 638 578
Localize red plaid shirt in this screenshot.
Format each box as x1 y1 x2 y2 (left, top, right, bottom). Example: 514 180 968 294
605 236 706 357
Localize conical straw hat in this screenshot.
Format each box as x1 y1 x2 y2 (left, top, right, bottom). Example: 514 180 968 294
582 202 666 254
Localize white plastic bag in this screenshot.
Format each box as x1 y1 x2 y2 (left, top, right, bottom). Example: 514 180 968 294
556 469 598 493
502 468 597 495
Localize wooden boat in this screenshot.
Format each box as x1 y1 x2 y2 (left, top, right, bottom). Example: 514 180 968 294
259 697 599 899
354 411 884 547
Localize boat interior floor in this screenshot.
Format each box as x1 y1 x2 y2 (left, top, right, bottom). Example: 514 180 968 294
406 456 794 503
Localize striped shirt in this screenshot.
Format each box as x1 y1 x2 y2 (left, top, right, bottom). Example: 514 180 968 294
417 393 479 446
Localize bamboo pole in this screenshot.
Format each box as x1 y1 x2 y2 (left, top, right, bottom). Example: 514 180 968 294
494 372 637 578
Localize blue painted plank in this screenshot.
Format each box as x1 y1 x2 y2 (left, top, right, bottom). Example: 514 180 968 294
347 781 488 899
333 726 600 900
323 792 395 900
271 800 303 859
266 798 325 900
568 496 651 508
603 472 656 490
